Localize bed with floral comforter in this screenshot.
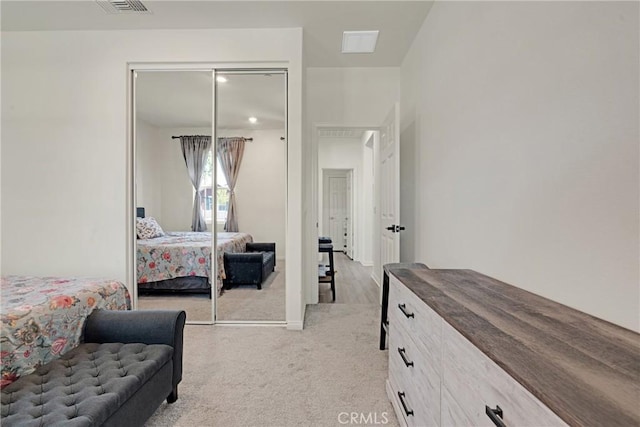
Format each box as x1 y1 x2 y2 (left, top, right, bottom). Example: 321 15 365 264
0 275 131 388
137 231 253 295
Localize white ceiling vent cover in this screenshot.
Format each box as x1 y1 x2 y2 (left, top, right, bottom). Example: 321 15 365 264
318 128 365 139
97 0 151 14
342 31 379 54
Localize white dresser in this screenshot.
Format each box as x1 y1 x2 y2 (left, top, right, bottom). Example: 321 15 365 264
384 265 640 427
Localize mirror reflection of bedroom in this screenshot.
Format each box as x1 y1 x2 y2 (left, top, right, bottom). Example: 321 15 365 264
134 70 286 324
215 72 286 323
135 70 214 323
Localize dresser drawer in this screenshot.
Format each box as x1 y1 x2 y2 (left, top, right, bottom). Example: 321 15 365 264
389 316 440 426
441 384 477 426
386 379 408 427
441 321 568 427
388 274 442 368
388 366 432 427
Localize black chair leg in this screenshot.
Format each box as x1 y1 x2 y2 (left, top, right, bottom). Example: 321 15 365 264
329 250 336 302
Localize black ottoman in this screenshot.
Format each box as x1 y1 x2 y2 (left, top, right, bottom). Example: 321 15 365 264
223 242 276 290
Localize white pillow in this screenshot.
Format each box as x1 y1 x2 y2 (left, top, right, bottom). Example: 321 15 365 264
136 217 165 239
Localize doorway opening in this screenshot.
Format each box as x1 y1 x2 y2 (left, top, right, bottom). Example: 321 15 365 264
315 126 380 304
322 169 353 257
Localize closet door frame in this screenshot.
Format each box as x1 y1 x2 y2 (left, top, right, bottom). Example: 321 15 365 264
126 62 288 326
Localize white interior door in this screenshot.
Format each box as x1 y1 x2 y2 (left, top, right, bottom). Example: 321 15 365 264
328 175 347 251
380 103 401 269
345 170 354 259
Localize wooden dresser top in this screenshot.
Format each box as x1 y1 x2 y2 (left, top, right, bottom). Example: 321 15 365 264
386 264 640 427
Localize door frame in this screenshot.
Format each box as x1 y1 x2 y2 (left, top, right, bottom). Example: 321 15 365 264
322 168 353 255
378 103 401 290
127 62 290 327
310 123 381 304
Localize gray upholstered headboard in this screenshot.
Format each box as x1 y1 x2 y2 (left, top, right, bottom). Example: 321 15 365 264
136 207 145 218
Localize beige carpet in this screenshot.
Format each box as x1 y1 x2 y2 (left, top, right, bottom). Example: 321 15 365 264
137 261 286 322
145 303 398 427
216 261 286 321
138 294 213 322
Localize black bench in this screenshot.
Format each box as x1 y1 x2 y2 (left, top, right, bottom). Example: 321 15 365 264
1 309 186 427
223 242 276 290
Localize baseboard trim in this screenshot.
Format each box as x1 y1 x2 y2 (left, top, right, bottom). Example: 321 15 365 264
386 380 402 426
215 321 286 327
371 273 381 287
287 320 304 330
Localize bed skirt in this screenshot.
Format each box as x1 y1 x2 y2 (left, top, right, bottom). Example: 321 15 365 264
138 276 210 295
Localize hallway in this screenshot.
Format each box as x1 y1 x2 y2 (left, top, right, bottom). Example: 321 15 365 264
319 252 379 304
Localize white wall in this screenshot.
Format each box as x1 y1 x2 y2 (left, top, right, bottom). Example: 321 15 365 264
219 129 287 258
371 130 382 285
307 67 400 126
1 27 305 328
155 127 209 231
400 1 639 331
135 120 164 224
136 123 209 231
301 48 316 313
361 132 375 266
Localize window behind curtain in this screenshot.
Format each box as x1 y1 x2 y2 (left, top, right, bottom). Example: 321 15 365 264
199 151 229 224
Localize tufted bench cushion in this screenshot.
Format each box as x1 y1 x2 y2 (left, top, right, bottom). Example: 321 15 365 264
1 342 172 427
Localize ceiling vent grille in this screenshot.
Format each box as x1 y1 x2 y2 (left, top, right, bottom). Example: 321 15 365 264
96 0 150 14
318 128 365 139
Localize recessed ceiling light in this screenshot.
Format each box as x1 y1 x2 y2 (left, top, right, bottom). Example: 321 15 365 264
248 117 258 124
216 76 227 83
342 31 379 54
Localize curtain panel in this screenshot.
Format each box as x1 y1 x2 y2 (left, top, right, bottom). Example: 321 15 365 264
179 135 212 232
216 137 246 232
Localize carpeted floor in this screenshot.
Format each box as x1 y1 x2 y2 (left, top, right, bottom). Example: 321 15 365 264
138 293 213 322
137 261 286 322
145 303 398 427
217 261 286 321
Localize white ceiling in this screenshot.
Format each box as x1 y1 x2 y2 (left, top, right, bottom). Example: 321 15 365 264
0 0 434 67
136 71 286 129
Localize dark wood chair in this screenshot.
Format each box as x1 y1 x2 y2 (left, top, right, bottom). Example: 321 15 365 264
319 240 336 302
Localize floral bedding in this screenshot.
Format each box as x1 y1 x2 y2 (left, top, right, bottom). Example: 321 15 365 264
137 231 253 294
0 276 131 388
137 232 213 284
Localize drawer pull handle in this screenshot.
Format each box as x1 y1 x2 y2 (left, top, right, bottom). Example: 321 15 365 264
397 392 414 417
485 405 506 427
398 303 414 318
397 347 414 367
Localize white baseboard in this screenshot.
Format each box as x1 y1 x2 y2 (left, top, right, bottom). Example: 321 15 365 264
371 272 381 287
361 261 373 267
287 320 304 330
286 304 306 330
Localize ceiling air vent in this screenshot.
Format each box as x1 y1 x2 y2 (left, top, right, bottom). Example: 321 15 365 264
318 128 365 139
96 0 151 14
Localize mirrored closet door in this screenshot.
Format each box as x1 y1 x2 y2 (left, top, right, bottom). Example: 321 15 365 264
134 70 214 323
214 71 287 322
